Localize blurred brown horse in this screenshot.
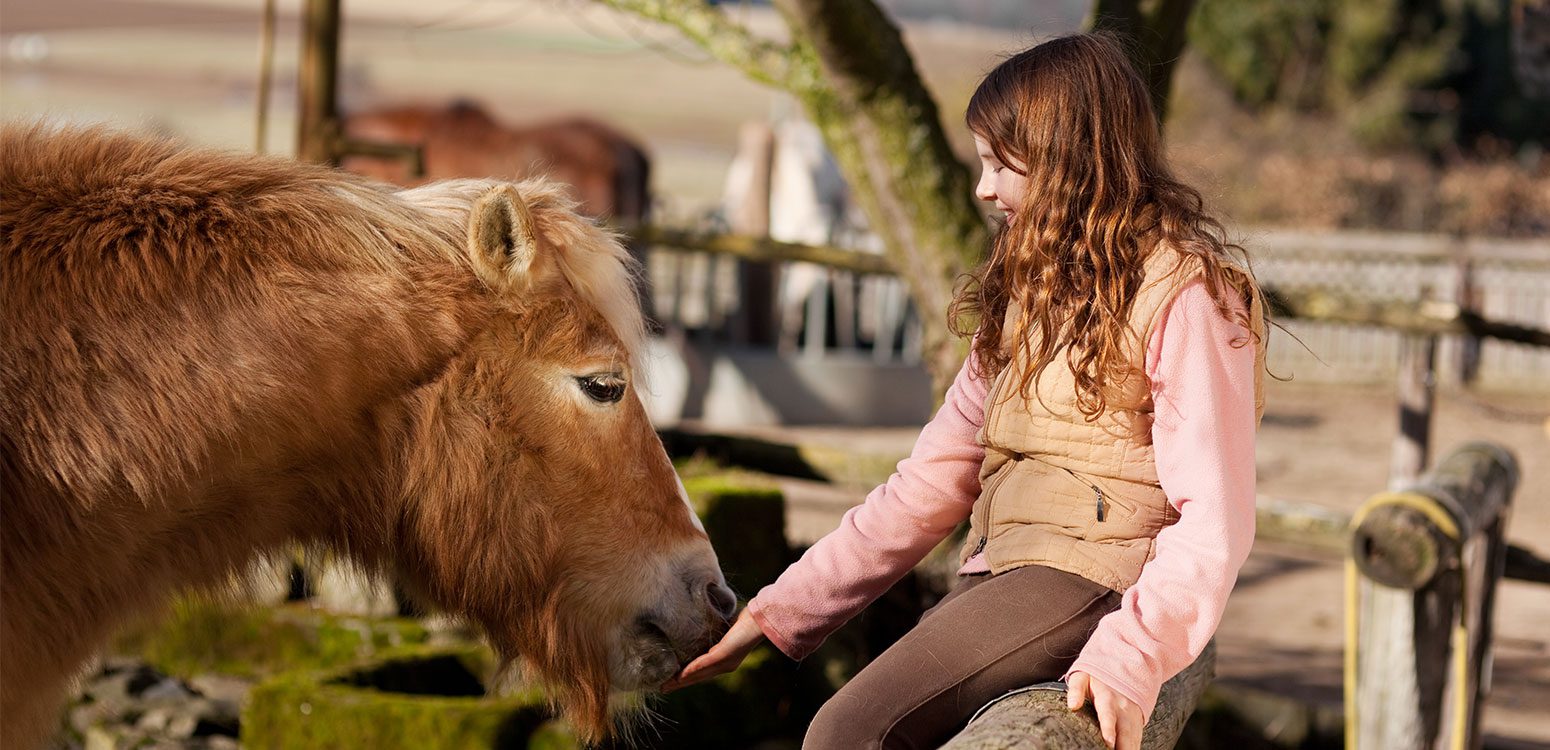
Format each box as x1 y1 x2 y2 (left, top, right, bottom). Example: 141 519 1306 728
343 100 651 229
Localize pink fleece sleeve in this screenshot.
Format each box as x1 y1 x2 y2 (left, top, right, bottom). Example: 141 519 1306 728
745 357 989 659
1063 280 1258 722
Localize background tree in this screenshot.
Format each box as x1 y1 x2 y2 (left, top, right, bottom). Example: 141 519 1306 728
1189 0 1550 152
598 0 1201 395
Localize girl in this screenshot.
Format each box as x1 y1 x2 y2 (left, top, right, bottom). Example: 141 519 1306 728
667 32 1266 750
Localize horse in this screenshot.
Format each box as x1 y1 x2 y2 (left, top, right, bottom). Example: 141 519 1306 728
0 123 732 748
342 100 651 229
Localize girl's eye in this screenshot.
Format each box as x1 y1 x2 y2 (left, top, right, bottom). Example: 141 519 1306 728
576 374 627 404
992 166 1003 174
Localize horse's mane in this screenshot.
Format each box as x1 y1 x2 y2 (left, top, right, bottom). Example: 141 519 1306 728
0 123 645 370
397 178 647 371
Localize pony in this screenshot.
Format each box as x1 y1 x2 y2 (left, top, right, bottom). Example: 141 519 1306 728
342 100 651 229
0 123 733 748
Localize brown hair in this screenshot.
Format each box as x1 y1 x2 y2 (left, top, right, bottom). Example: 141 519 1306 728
950 32 1264 421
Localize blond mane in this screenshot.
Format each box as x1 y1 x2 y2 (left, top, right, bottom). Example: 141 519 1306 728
397 178 647 373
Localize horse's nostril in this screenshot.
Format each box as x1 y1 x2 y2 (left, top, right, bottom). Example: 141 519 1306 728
706 581 737 620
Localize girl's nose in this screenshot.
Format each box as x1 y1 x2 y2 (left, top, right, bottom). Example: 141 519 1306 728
975 175 996 203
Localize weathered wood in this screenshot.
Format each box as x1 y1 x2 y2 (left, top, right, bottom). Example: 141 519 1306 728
1389 333 1437 489
254 0 277 154
941 641 1216 749
1352 504 1454 589
1265 287 1550 347
295 0 341 166
1348 442 1519 750
640 227 895 276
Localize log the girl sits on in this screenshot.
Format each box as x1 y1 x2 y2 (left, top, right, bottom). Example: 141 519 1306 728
665 32 1268 750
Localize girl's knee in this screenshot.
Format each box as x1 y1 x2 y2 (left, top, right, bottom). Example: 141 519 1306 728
803 693 887 750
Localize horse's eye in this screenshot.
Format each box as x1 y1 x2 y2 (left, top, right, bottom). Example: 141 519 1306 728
576 375 626 404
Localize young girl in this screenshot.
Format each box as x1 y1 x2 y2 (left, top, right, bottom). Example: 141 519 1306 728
666 32 1266 750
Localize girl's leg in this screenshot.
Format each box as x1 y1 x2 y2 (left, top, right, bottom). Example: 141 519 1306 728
803 565 1121 750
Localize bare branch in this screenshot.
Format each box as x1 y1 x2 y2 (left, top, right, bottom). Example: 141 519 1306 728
592 0 799 89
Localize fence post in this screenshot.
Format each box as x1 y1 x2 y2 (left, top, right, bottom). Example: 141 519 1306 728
295 0 342 166
1346 442 1519 750
1453 255 1481 385
1390 331 1437 490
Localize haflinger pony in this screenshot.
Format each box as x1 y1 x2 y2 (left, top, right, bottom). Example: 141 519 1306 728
0 123 734 749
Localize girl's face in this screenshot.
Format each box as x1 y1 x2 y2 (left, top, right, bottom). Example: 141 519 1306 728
973 134 1030 224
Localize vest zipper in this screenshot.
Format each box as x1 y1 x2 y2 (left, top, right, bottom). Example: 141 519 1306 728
971 456 1015 559
1060 466 1106 522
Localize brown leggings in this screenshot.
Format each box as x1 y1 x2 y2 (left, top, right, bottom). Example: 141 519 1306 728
803 564 1122 750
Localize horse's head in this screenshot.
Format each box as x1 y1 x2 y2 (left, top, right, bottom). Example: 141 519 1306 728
392 180 733 736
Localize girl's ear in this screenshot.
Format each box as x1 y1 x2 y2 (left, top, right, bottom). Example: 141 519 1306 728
467 184 539 289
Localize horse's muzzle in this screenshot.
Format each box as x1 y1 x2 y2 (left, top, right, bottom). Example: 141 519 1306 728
616 563 736 689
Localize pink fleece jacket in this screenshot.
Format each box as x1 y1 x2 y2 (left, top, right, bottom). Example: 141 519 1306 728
745 279 1259 722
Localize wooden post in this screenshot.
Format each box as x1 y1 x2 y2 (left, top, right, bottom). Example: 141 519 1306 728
296 0 342 166
729 122 777 345
1453 255 1481 386
940 641 1216 749
1347 442 1519 750
1389 332 1437 490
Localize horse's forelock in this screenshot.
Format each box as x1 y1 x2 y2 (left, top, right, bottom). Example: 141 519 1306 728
398 179 647 373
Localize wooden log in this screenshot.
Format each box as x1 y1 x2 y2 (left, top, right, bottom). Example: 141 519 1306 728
940 641 1216 750
638 226 895 276
1347 442 1519 750
1264 287 1550 347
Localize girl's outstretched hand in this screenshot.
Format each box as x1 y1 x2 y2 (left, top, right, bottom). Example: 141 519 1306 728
661 607 765 692
1067 670 1142 750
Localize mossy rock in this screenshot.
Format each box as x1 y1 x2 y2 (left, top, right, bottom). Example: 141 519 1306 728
242 641 802 750
113 598 429 681
243 644 555 750
682 473 789 596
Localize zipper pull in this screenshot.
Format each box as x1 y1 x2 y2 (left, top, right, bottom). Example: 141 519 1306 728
1094 487 1106 522
971 535 987 555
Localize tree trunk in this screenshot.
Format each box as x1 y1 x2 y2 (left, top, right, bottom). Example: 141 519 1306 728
595 0 985 395
1091 0 1198 125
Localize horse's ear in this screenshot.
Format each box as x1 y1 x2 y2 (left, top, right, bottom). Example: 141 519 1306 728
468 185 539 289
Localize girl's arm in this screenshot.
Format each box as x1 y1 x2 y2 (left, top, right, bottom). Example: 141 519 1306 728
1064 279 1259 722
746 356 990 659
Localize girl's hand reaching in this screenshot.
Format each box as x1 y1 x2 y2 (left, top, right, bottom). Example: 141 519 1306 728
1067 670 1142 750
661 607 765 692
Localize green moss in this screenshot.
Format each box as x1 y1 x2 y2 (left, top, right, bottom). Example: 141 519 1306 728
243 644 551 750
681 474 789 594
526 720 580 750
113 598 429 680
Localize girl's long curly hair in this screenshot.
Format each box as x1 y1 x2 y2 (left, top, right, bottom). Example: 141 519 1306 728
950 32 1265 422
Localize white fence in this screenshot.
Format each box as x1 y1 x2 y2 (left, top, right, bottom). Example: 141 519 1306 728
643 227 1550 389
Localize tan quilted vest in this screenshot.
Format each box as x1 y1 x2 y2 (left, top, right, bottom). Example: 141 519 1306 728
960 247 1266 593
